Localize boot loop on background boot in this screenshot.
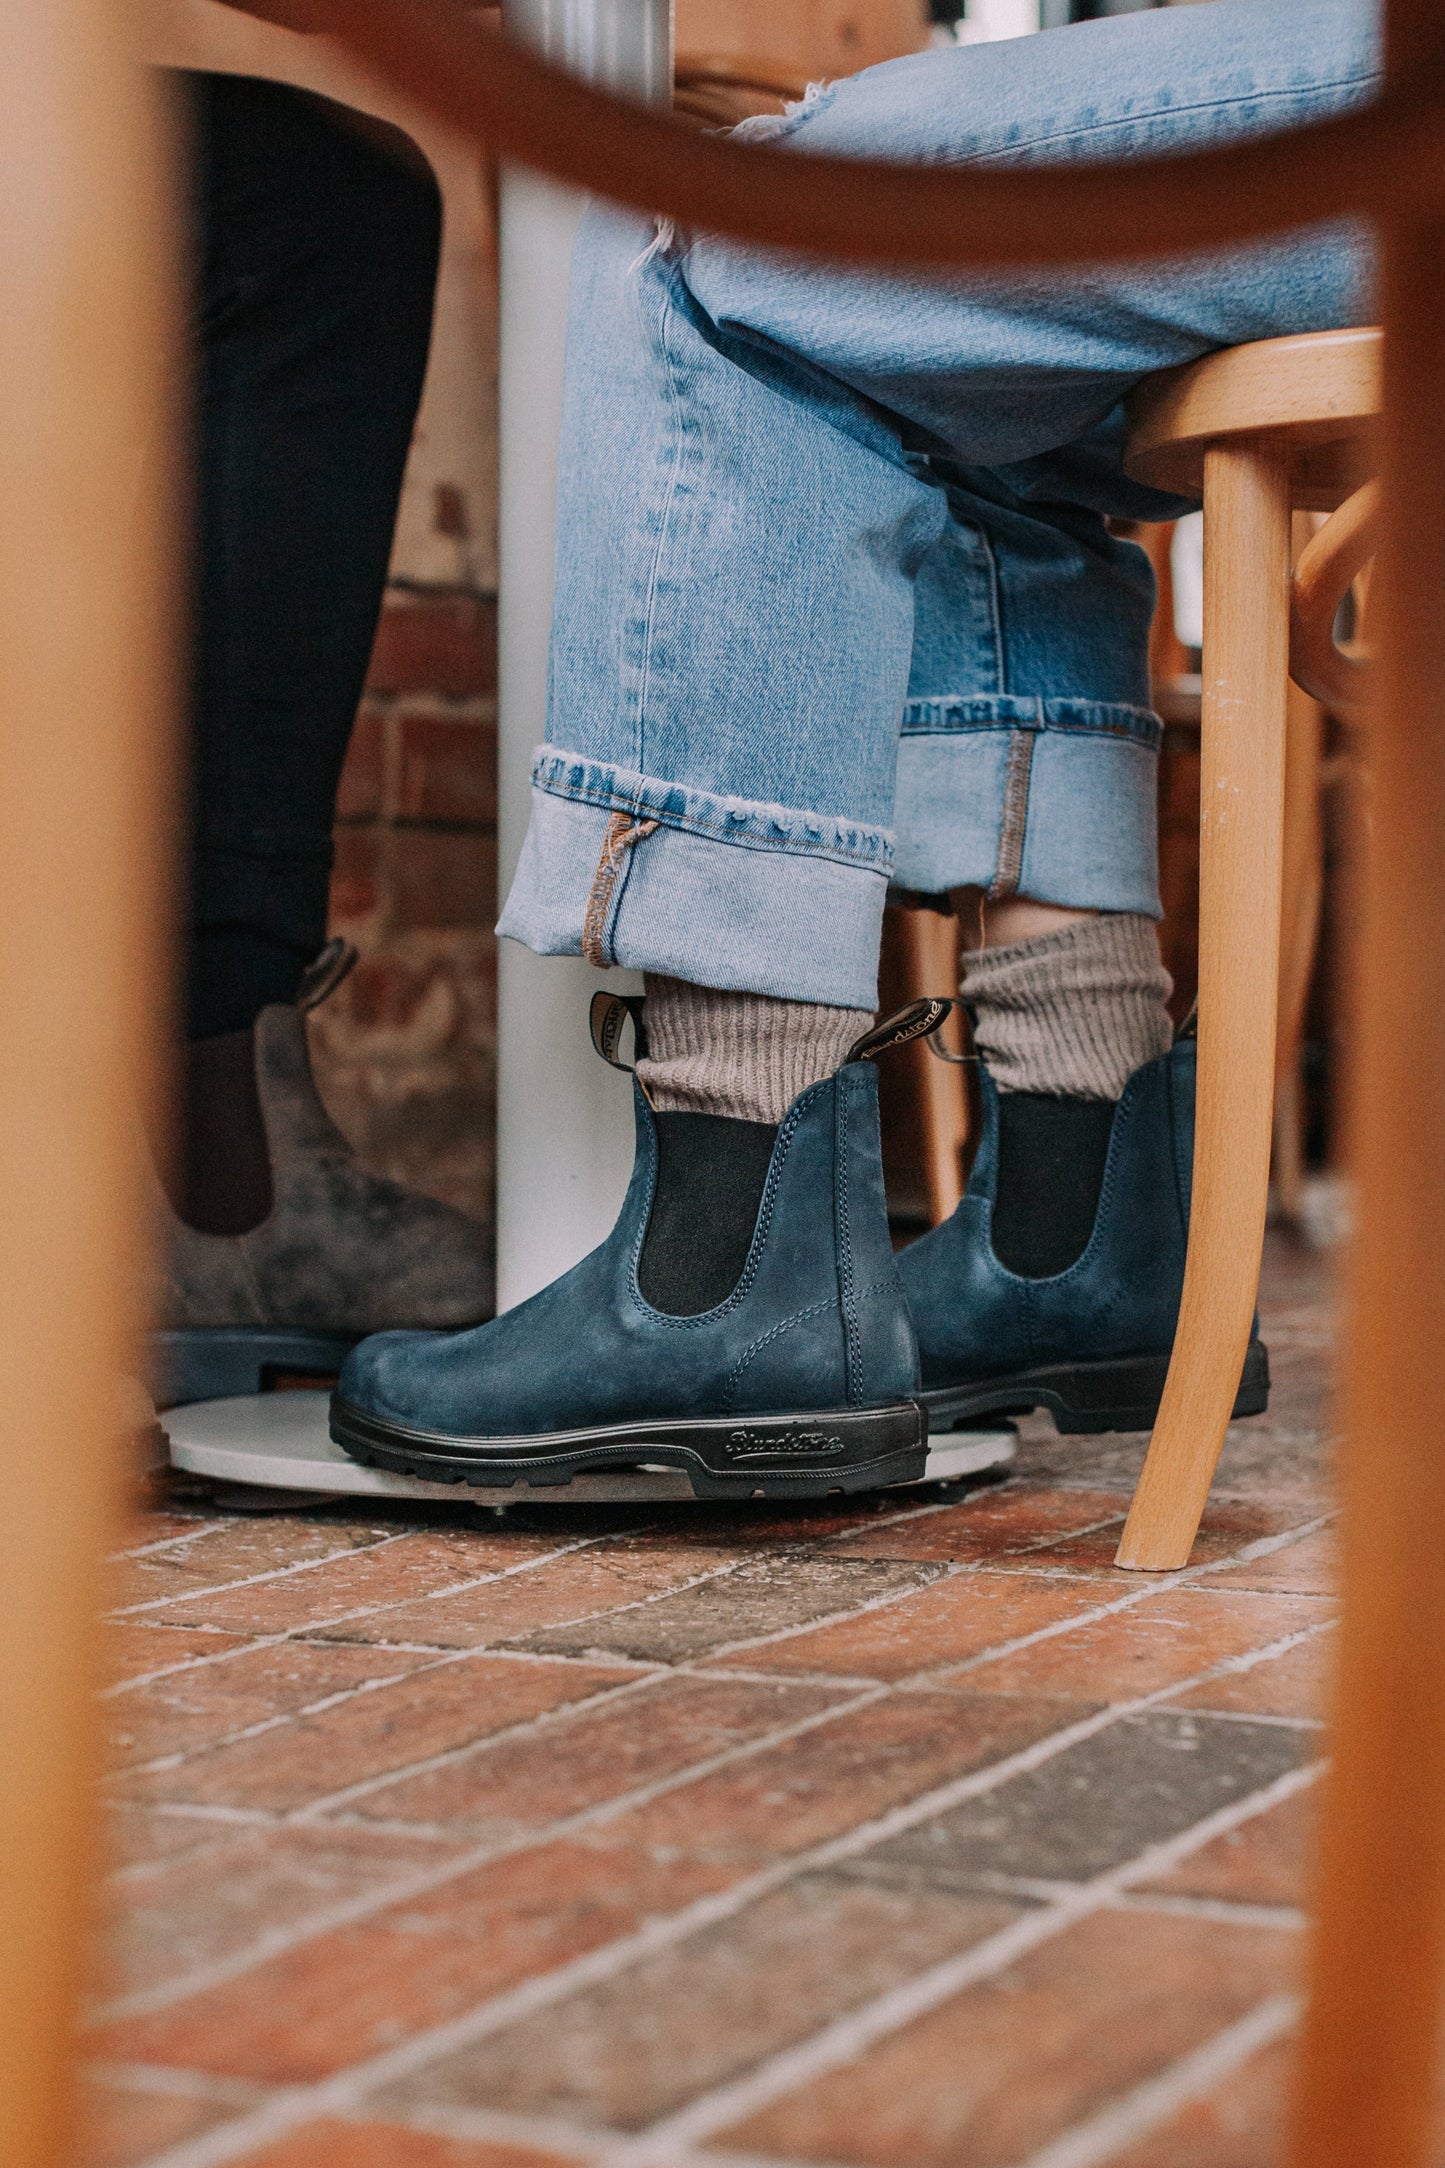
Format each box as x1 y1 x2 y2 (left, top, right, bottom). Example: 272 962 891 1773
847 997 979 1067
296 935 359 1012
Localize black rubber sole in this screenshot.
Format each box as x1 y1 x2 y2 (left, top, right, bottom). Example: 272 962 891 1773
329 1394 929 1500
922 1338 1270 1436
145 1328 359 1410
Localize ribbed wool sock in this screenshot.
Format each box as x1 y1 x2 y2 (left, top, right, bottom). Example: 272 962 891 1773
633 976 873 1317
962 915 1174 1278
961 913 1173 1101
638 976 872 1124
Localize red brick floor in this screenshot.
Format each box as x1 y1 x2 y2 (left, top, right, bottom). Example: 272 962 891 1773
87 1227 1340 2168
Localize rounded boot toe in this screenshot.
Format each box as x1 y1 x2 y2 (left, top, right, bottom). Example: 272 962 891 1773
337 1328 447 1427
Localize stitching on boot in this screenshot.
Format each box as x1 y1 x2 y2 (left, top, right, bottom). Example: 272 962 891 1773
835 1070 862 1403
723 1272 899 1409
989 726 1037 902
722 1294 836 1409
582 812 660 966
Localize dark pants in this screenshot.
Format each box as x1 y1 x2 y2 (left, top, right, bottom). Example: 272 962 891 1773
182 72 441 1039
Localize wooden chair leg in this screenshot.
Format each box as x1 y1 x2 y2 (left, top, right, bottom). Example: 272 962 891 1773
1272 677 1325 1226
1116 441 1291 1571
893 905 969 1226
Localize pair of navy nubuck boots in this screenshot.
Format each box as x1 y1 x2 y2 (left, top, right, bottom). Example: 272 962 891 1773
330 996 1269 1499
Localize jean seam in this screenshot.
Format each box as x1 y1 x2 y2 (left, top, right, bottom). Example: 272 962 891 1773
975 517 1005 693
989 719 1039 901
975 68 1383 168
581 810 660 967
630 248 692 778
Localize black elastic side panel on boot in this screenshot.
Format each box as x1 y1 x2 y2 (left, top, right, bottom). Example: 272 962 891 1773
992 1092 1117 1279
170 1027 275 1237
638 1112 778 1317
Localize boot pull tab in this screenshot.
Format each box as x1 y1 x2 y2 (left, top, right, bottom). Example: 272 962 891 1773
296 936 359 1012
589 990 650 1072
846 997 976 1066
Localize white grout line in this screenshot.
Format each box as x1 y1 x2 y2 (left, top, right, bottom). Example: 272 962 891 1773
86 2061 270 2107
92 1683 888 2025
1007 1992 1300 2168
104 1812 461 1883
599 1767 1321 2165
109 1530 417 1618
294 1813 468 1845
1161 1705 1326 1730
357 2097 611 2160
1108 1891 1310 1933
679 1660 883 1691
901 1870 1311 1936
108 1521 226 1565
122 1649 1328 2168
673 2150 858 2168
104 1529 627 1690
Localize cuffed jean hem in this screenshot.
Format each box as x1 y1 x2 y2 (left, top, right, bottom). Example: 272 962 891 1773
497 750 892 1008
890 697 1164 916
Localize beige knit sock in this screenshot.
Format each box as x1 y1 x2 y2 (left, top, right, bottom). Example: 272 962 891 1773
638 975 873 1124
962 913 1173 1099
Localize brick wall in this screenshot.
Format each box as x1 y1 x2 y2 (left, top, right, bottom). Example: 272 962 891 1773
310 590 499 1227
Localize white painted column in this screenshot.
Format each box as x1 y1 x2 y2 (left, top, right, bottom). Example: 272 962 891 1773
495 0 672 1312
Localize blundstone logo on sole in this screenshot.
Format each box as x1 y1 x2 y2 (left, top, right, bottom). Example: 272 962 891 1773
723 1429 846 1462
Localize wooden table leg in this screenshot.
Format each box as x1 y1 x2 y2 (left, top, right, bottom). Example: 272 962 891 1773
0 10 177 2164
1287 202 1445 2168
1115 439 1290 1571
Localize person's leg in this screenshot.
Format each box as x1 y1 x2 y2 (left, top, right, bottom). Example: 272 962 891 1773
335 0 1373 1480
178 73 438 1233
186 72 440 1043
150 75 494 1408
504 0 1376 1021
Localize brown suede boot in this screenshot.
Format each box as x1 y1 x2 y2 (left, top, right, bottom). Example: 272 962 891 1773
145 950 493 1406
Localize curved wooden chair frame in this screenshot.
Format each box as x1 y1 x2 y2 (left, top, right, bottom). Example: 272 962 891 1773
1116 329 1378 1577
6 6 1445 2167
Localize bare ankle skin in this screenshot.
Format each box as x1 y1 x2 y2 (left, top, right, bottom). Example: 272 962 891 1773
950 885 1100 951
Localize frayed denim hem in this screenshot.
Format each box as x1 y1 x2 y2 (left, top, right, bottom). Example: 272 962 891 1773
529 748 894 872
498 783 891 1009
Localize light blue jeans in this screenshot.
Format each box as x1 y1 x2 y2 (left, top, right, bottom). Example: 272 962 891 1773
498 0 1378 1009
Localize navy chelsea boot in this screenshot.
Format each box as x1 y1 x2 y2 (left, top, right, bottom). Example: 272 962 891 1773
331 1004 927 1498
898 1038 1270 1435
